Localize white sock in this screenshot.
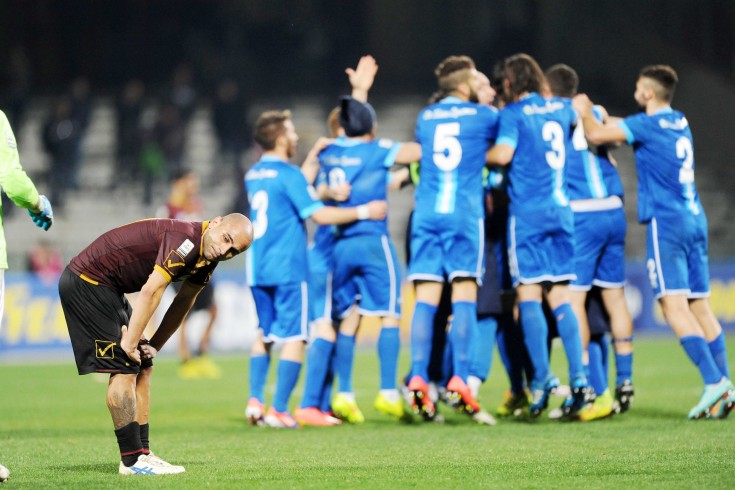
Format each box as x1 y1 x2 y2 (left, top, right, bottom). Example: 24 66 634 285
467 375 482 398
379 389 400 403
338 391 355 402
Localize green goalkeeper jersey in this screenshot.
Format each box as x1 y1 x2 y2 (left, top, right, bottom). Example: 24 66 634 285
0 109 40 269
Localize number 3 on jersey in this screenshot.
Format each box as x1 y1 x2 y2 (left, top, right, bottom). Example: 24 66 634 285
433 122 462 171
250 190 269 239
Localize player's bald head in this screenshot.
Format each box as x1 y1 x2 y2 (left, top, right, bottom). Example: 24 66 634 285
222 213 254 253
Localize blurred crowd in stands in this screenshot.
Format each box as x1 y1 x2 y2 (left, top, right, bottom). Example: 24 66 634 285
1 47 252 211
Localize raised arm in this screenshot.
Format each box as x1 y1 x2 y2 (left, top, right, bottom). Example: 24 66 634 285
347 55 378 103
301 136 334 184
573 94 627 146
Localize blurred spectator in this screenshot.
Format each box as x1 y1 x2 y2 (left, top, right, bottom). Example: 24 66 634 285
113 78 145 189
138 102 185 206
5 45 33 128
42 96 81 210
212 77 248 180
69 77 92 133
168 63 198 125
156 169 222 379
26 239 63 284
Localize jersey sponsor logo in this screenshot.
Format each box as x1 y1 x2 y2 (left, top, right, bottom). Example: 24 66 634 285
422 106 478 120
163 250 187 274
246 168 279 180
658 117 688 130
95 340 116 359
522 100 565 115
4 127 16 149
176 239 194 257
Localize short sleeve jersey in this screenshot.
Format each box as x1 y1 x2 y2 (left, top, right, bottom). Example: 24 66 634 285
67 219 217 293
414 97 498 218
567 105 624 201
245 156 324 286
318 138 400 238
495 93 576 214
618 107 702 223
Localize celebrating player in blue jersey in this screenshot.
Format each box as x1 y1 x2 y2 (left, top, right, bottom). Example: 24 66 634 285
305 56 421 424
407 55 499 420
244 109 388 428
546 64 635 421
486 53 590 419
574 65 733 419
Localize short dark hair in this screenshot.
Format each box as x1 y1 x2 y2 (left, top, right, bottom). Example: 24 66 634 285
545 64 579 98
639 65 678 102
254 110 291 150
430 55 476 103
502 53 546 103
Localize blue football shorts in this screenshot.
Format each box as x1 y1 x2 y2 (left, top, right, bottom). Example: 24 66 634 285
407 211 484 284
571 207 627 291
508 208 575 287
251 282 310 343
332 234 401 319
646 214 710 299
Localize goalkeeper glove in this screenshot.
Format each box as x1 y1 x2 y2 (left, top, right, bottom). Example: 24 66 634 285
28 194 54 231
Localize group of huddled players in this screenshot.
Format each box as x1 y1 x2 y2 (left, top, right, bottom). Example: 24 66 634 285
242 53 734 429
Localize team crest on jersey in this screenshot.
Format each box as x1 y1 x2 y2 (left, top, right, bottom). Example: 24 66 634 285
4 127 16 149
163 250 187 275
176 239 194 257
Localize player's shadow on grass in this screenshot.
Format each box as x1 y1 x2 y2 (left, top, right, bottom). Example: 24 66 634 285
53 463 114 475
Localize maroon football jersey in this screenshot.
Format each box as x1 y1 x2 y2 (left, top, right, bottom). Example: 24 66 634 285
68 219 217 293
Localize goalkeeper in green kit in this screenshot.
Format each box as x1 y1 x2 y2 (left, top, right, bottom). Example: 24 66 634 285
0 108 54 483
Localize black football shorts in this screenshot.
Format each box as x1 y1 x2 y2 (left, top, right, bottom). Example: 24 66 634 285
59 268 153 375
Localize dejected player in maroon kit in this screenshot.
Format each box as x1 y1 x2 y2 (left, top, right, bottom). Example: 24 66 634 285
59 214 253 475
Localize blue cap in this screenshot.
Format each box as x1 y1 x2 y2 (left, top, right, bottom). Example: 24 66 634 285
339 96 376 137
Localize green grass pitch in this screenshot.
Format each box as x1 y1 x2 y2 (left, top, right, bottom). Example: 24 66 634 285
1 336 734 488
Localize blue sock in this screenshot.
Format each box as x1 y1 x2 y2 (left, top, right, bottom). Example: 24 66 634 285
272 359 302 413
588 340 608 395
708 332 730 379
499 316 528 394
300 339 334 409
249 354 269 402
680 335 722 385
336 333 356 393
450 301 476 381
469 315 498 382
553 303 585 381
519 301 549 389
615 352 633 386
320 353 336 412
378 327 400 390
441 335 453 386
410 302 438 380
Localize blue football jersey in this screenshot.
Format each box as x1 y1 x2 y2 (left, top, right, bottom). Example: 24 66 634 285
619 107 703 223
567 105 624 201
244 156 324 286
414 97 499 218
318 137 400 238
496 93 576 215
